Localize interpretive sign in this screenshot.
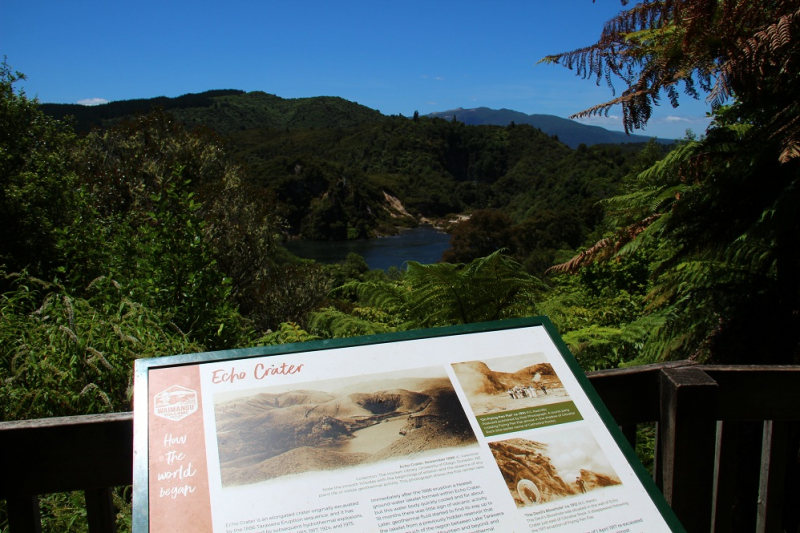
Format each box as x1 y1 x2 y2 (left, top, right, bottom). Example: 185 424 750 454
132 317 685 532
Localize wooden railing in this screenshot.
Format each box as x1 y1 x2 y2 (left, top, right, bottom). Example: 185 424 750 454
1 361 798 532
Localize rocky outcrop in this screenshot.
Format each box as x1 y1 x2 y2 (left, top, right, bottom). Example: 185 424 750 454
577 468 621 492
488 437 621 507
489 438 574 507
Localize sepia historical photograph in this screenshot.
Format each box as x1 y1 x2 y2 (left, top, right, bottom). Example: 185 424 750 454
213 367 478 487
452 353 570 416
488 427 621 508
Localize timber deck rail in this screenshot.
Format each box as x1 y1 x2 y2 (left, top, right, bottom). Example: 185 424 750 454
1 361 799 532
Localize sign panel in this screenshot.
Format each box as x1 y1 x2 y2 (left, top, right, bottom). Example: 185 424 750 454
133 317 685 532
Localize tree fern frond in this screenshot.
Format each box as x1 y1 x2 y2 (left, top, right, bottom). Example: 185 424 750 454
324 252 543 332
404 261 473 326
460 251 543 321
547 213 663 275
329 279 405 316
615 213 670 257
307 307 395 339
545 238 615 275
779 142 800 164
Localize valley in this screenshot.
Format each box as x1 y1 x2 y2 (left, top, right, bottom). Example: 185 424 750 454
42 90 669 274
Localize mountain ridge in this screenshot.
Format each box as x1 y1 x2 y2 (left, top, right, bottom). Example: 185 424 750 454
40 90 386 135
427 106 674 148
40 90 672 148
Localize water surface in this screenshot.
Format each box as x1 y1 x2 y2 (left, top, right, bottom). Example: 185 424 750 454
284 226 451 270
329 417 408 454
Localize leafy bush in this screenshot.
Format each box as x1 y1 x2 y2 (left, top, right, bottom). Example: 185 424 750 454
0 271 204 420
0 61 79 278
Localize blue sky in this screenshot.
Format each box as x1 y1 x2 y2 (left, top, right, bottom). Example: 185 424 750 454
1 1 712 139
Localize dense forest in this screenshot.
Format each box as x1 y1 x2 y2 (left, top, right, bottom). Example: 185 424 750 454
2 0 800 528
43 87 662 267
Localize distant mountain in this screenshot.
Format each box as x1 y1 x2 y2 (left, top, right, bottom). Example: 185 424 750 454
40 90 245 133
40 90 386 135
42 91 671 148
427 107 673 148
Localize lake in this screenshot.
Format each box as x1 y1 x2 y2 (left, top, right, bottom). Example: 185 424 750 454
327 416 408 454
284 225 451 270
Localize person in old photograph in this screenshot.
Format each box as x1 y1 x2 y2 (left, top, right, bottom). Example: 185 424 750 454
452 353 569 415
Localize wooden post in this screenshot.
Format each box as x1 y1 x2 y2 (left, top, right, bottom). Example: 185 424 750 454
756 421 789 533
620 423 637 449
711 421 739 533
711 420 764 533
654 421 663 487
85 487 117 533
6 496 42 533
660 367 719 532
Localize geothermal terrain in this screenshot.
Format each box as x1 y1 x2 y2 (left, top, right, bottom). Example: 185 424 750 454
214 377 477 486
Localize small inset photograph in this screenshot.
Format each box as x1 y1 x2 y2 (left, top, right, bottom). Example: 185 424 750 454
451 353 569 416
488 427 621 508
213 367 478 487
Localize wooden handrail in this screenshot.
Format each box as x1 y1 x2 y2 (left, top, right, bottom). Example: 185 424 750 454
0 412 133 498
0 412 133 533
2 362 798 532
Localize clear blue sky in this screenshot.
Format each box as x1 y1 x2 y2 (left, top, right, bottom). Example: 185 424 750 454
1 0 711 139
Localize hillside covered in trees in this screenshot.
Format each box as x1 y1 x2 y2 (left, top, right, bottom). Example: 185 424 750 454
42 88 663 272
1 58 653 414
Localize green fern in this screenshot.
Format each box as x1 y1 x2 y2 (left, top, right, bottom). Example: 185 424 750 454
254 322 320 345
310 251 544 338
308 308 397 338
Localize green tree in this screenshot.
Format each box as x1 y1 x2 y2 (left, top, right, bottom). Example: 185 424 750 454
543 1 800 363
0 271 204 421
198 165 290 332
541 0 800 163
64 112 250 347
0 61 78 277
539 254 650 370
442 210 515 263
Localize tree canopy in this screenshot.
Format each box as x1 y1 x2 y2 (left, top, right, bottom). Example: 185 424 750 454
544 0 800 364
0 61 78 275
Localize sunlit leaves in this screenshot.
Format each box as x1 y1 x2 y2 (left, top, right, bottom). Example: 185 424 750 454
310 251 544 338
